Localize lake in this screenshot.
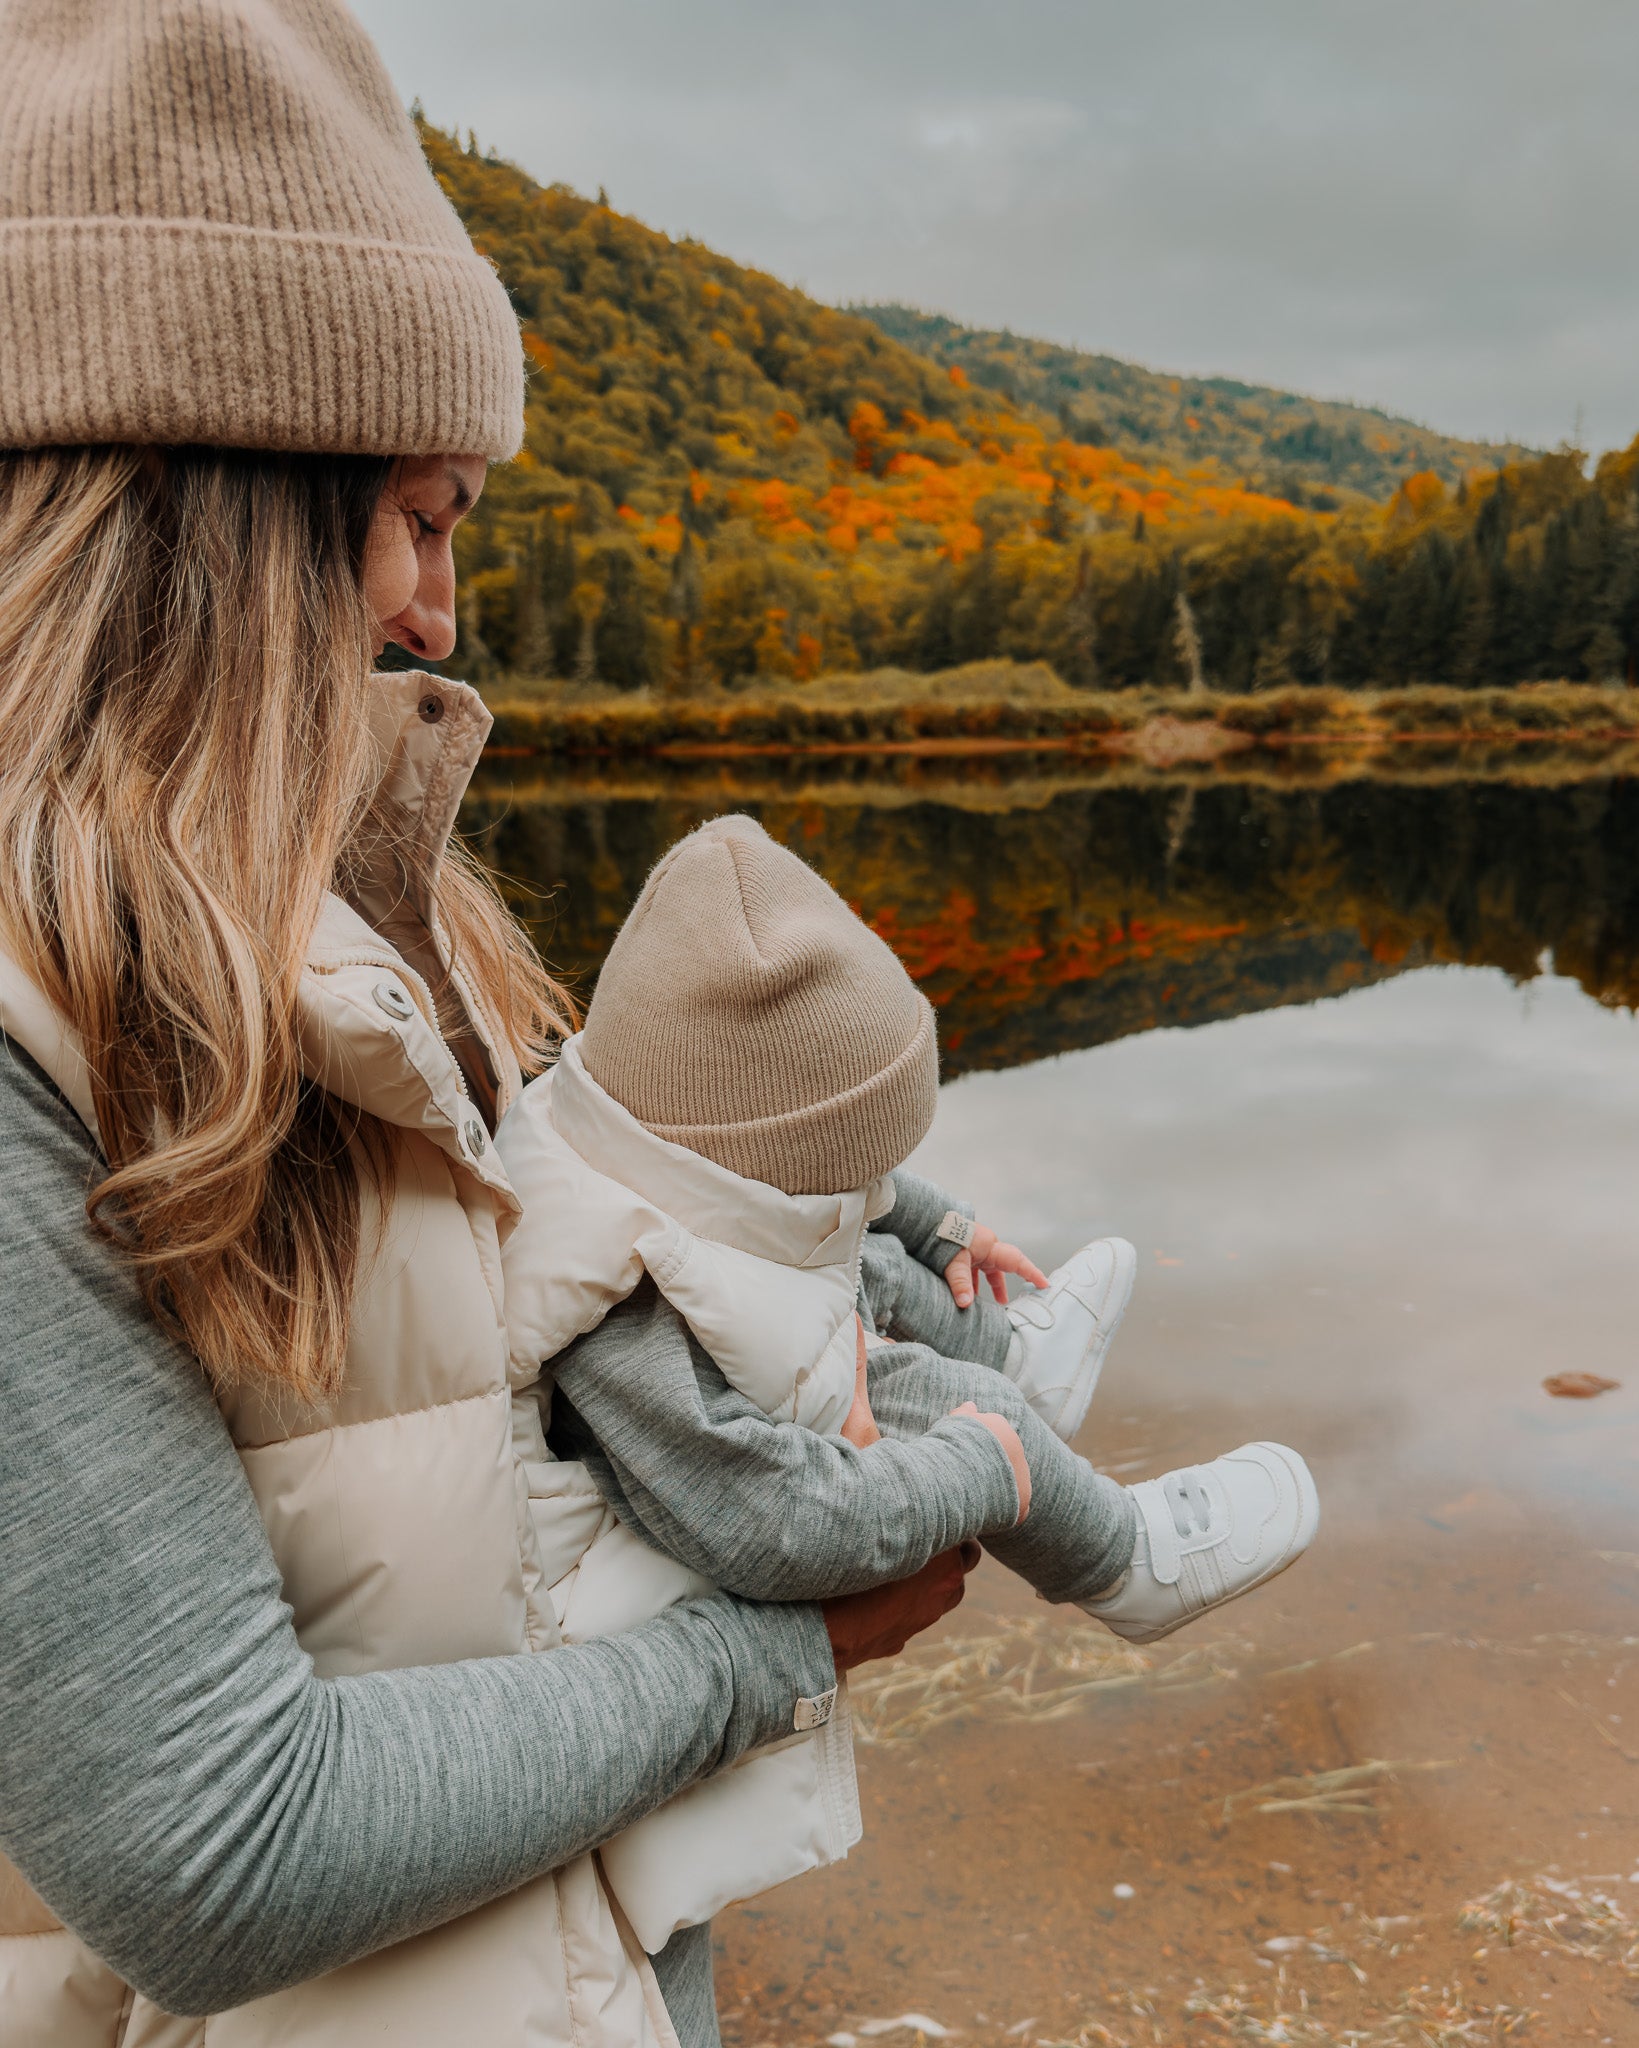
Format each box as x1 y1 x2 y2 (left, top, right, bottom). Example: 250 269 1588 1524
466 759 1639 2047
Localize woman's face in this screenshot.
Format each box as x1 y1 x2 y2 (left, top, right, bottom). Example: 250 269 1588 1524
362 453 487 665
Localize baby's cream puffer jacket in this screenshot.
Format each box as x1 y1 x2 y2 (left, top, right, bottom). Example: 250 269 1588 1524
497 1031 888 1948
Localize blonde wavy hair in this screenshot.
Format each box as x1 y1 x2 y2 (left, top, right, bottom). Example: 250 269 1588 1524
0 445 572 1403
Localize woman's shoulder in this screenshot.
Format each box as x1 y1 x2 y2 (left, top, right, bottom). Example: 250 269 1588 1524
0 1038 100 1227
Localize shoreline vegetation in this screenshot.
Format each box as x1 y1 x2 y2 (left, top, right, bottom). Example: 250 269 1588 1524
479 665 1639 770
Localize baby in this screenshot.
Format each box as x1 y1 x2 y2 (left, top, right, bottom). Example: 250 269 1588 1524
497 814 1317 1949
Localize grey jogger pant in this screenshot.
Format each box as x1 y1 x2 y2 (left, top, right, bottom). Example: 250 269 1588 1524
859 1235 1136 1604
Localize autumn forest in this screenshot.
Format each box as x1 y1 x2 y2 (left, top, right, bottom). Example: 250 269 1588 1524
423 122 1639 700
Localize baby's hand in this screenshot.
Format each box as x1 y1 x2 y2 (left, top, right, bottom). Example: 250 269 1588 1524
945 1224 1048 1311
841 1314 882 1448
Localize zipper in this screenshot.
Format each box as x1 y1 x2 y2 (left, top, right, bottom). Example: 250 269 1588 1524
848 1204 870 1330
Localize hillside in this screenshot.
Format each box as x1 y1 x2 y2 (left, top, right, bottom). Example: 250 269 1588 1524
854 305 1532 505
424 125 1639 696
422 122 1312 690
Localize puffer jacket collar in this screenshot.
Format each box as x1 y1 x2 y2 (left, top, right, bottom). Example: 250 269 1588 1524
284 668 525 1221
298 891 520 1223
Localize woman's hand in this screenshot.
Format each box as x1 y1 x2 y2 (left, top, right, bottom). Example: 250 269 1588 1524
945 1223 1048 1310
822 1544 979 1674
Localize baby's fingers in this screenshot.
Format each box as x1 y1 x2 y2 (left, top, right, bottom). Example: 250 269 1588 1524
945 1246 976 1309
975 1236 1048 1302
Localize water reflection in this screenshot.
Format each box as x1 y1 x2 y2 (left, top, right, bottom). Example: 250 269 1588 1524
462 770 1639 1073
466 765 1639 2045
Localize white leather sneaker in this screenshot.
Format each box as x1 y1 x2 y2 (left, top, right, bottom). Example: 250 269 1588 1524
1081 1441 1319 1644
1005 1236 1136 1442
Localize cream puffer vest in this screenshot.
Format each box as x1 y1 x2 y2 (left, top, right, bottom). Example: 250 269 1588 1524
496 1034 887 1949
0 674 827 2048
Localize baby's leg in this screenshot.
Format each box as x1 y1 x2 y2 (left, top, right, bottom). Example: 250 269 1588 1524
860 1232 1013 1373
865 1342 1136 1605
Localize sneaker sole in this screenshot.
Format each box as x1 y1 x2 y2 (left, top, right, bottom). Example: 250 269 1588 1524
1102 1443 1321 1645
1045 1236 1137 1443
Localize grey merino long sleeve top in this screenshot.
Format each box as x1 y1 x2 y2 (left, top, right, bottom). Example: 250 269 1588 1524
0 1042 838 2022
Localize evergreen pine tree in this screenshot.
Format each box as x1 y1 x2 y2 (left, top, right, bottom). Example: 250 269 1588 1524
916 563 957 672
1041 474 1073 543
571 577 602 687
511 523 551 678
455 582 496 683
664 529 704 696
952 543 1004 663
592 545 654 691
1449 553 1494 689
1058 545 1099 689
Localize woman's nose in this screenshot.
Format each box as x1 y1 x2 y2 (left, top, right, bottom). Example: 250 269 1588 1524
390 598 457 664
389 548 458 662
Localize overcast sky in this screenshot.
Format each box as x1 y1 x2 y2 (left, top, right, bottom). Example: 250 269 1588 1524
353 0 1639 455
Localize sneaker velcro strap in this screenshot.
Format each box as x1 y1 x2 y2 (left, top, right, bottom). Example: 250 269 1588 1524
1133 1480 1184 1585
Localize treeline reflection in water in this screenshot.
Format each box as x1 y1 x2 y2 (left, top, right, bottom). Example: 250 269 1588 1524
460 766 1639 1078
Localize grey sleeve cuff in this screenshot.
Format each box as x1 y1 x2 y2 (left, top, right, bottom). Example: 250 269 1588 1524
921 1410 1022 1530
873 1168 976 1277
696 1595 837 1760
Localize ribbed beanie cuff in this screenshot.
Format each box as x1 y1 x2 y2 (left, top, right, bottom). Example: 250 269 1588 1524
644 1000 938 1195
0 1 525 458
0 219 523 456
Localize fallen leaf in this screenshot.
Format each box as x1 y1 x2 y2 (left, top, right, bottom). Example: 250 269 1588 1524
1543 1371 1620 1399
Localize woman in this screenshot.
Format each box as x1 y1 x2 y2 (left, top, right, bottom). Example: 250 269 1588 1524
0 5 976 2044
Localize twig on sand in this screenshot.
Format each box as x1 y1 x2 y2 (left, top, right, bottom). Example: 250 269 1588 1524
1552 1685 1639 1764
1215 1758 1460 1826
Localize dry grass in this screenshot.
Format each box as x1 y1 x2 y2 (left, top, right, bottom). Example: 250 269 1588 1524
1172 1980 1535 2045
1461 1874 1639 1977
1013 1968 1537 2047
846 1615 1249 1747
844 1620 1639 1751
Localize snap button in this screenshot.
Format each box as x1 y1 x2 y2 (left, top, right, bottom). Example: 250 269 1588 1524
462 1116 488 1159
372 979 415 1022
418 692 445 724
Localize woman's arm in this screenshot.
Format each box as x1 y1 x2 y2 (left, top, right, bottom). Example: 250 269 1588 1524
0 1045 834 2018
550 1280 1022 1602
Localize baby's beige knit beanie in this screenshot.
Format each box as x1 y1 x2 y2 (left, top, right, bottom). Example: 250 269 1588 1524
581 816 940 1197
0 0 523 456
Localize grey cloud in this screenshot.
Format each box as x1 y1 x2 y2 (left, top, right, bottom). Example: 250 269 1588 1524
352 0 1639 451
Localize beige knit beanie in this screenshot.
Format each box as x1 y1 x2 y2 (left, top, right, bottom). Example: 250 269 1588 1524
581 816 940 1197
0 0 523 456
